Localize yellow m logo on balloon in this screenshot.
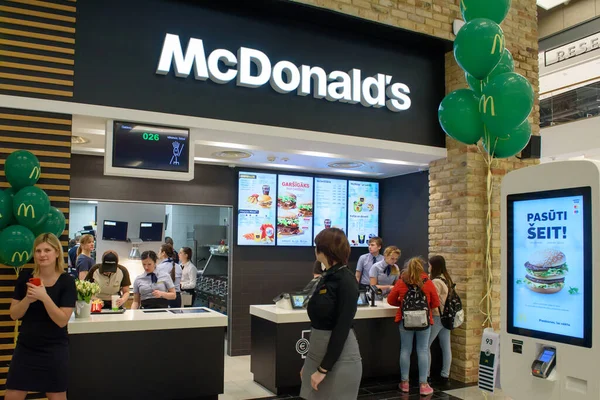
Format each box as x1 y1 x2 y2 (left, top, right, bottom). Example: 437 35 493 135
491 34 503 55
29 166 40 180
17 203 35 218
11 251 29 263
479 95 496 116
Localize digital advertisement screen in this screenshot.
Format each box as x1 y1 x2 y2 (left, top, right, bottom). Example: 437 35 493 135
276 175 314 246
237 172 277 246
347 181 379 247
314 178 347 242
139 222 163 242
112 121 189 172
507 187 592 348
102 220 128 241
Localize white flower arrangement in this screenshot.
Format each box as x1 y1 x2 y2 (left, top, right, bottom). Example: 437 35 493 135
75 280 101 303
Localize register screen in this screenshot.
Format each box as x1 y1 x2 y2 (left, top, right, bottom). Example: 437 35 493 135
507 187 592 348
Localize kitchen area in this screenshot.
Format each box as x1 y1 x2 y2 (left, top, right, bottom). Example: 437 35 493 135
69 200 232 315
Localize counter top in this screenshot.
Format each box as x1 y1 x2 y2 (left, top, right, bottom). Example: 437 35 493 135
249 301 398 324
68 307 227 335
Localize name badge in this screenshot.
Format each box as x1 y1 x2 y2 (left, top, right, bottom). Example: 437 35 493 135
319 289 327 295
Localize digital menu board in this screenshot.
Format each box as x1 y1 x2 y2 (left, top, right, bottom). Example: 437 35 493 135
237 172 277 246
507 187 592 348
314 178 347 241
347 181 379 247
276 175 314 246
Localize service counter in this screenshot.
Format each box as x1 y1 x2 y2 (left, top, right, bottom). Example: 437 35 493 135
250 301 443 395
68 307 227 400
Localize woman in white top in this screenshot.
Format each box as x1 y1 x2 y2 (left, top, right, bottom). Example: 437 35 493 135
157 244 182 308
179 247 198 307
428 255 452 383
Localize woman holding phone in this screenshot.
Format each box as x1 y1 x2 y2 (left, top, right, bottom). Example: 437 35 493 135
6 233 76 400
131 251 176 309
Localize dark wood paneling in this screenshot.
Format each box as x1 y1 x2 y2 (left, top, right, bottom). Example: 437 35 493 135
0 107 71 399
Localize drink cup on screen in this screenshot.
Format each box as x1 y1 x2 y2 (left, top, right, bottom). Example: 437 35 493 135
29 278 41 286
262 185 270 195
324 219 332 229
111 295 120 311
358 234 365 244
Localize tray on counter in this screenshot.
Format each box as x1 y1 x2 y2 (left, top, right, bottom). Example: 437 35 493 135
91 308 127 315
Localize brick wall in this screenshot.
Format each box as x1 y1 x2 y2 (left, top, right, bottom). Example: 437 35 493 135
291 0 540 383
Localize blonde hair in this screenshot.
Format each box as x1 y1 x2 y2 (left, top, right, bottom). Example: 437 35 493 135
77 234 94 256
383 246 401 258
33 233 65 275
403 257 426 288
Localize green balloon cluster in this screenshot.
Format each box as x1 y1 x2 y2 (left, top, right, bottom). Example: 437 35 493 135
0 150 66 268
439 0 533 159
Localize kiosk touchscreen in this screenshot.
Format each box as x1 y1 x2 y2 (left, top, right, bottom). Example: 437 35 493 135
501 160 599 400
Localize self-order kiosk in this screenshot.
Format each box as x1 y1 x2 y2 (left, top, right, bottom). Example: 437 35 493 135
501 160 598 400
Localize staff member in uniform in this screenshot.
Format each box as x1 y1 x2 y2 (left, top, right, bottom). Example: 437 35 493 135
157 244 182 308
6 233 76 400
300 228 362 399
85 251 131 310
179 247 198 307
131 251 176 309
355 236 383 288
369 246 401 295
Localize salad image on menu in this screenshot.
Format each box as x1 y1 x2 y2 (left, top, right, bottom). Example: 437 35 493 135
347 181 379 247
276 175 314 246
237 172 277 246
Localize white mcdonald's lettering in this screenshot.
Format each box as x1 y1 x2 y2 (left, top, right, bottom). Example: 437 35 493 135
480 95 496 116
17 203 35 218
29 166 40 180
11 251 29 263
491 34 503 55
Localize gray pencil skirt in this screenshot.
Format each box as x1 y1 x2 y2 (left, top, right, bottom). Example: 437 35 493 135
300 328 362 400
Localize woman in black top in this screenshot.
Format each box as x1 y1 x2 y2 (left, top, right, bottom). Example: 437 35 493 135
6 233 76 400
300 228 361 399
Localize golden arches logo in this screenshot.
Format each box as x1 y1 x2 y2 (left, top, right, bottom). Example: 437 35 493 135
17 203 35 218
479 95 496 116
491 34 503 55
11 251 29 263
28 166 40 180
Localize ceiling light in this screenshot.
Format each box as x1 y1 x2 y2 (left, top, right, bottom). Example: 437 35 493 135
212 150 252 159
261 163 303 170
371 158 429 167
536 0 568 10
87 201 98 204
194 157 228 163
196 140 257 150
328 169 372 175
296 150 340 158
327 161 365 169
71 135 90 144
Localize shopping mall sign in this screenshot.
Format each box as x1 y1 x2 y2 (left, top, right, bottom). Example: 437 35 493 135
544 31 600 66
156 34 411 113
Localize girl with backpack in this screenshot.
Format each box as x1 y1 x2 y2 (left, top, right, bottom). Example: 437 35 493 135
428 255 453 384
388 257 440 396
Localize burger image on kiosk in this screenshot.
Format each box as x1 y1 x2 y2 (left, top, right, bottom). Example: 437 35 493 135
257 194 273 208
278 192 297 209
277 211 301 235
524 249 567 294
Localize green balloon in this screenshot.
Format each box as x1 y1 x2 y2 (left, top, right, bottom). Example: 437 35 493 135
32 207 66 238
466 50 514 97
3 187 17 226
13 186 50 230
461 0 512 24
5 150 41 190
438 89 484 145
0 190 13 230
454 18 505 80
480 72 534 136
0 225 35 267
483 120 532 158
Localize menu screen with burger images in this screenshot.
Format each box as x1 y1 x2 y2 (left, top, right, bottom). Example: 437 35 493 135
314 178 348 242
508 187 592 347
347 181 379 247
237 172 277 246
276 175 314 246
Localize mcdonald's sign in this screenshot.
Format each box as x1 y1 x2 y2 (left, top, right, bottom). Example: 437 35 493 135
479 95 496 116
17 203 35 218
11 251 30 263
29 166 40 180
491 34 503 55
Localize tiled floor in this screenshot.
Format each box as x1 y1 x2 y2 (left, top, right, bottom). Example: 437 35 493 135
218 350 512 400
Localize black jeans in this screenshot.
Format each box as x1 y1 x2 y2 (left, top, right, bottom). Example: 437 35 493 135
168 292 182 308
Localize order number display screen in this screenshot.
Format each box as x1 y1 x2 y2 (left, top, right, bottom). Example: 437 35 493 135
112 121 189 172
507 186 592 348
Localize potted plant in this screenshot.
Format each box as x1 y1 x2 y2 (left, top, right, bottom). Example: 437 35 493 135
75 280 100 318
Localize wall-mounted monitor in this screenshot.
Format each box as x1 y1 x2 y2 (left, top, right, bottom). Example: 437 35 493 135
102 220 128 241
347 181 379 247
237 171 277 246
276 175 314 247
314 177 347 242
104 121 194 181
507 186 592 348
139 222 164 242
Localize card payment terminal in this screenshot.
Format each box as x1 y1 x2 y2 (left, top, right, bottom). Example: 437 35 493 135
531 347 557 379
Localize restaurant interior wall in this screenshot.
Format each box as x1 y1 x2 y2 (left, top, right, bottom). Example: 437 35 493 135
69 202 97 239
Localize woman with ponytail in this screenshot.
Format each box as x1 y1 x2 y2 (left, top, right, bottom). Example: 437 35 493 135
157 244 182 308
75 234 95 281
